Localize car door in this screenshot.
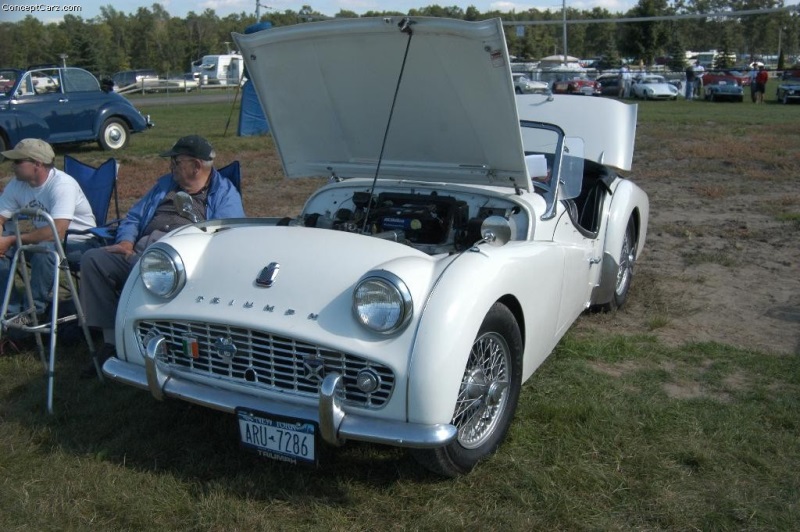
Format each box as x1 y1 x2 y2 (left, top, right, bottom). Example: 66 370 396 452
11 68 70 141
60 68 103 141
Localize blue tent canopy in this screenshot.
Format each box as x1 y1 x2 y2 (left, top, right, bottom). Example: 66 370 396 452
238 21 271 137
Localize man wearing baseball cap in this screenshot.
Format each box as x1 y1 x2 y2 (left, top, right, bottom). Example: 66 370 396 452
0 138 97 326
79 135 245 376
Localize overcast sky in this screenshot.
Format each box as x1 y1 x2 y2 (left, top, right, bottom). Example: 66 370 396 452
1 0 637 24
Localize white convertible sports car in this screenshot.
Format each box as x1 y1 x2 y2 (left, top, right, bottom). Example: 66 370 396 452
631 74 680 100
103 17 649 477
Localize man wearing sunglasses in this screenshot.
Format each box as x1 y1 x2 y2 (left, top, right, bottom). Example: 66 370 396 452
79 135 245 376
0 138 97 327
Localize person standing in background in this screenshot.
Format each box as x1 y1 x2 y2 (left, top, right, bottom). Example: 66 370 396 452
748 64 759 103
754 65 769 104
693 61 705 99
684 62 695 100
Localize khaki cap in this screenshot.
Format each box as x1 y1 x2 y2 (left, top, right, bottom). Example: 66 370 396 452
1 138 56 164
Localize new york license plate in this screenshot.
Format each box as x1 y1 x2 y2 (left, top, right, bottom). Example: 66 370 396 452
236 409 317 465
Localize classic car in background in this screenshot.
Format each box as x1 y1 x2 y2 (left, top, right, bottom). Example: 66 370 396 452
703 75 744 102
630 75 680 100
700 70 749 87
776 70 800 104
595 73 622 96
112 69 198 94
111 69 159 91
103 17 649 477
512 72 549 94
0 66 152 156
551 76 601 96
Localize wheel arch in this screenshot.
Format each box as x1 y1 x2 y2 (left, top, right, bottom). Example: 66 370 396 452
94 110 135 135
497 293 525 349
406 252 534 426
590 179 649 307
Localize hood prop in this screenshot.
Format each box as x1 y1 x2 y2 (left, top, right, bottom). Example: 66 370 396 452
360 17 416 234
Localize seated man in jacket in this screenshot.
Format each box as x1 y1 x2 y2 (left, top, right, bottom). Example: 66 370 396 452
80 135 244 374
0 138 97 326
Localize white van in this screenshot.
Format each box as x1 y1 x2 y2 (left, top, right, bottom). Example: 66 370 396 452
191 54 244 86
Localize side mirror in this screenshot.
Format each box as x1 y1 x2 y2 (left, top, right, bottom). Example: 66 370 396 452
175 191 199 223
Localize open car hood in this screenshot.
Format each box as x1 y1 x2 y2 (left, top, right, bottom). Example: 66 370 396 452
234 17 531 191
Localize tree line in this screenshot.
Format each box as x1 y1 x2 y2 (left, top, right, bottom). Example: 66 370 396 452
0 1 796 79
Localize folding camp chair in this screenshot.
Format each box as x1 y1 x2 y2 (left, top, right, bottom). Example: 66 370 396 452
218 160 242 193
0 210 101 414
63 155 121 245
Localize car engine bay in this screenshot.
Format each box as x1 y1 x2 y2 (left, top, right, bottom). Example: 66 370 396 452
298 186 531 255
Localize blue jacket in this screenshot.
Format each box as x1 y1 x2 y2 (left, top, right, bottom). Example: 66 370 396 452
115 168 245 244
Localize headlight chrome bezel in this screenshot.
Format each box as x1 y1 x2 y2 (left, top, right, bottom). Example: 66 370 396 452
140 242 186 299
352 271 413 335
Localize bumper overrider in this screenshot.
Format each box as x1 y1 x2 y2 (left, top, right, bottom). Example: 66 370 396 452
103 336 458 449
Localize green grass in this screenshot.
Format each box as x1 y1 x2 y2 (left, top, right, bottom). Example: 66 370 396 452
2 95 799 530
1 337 798 529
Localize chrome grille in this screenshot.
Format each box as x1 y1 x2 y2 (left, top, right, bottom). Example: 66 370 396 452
136 320 394 408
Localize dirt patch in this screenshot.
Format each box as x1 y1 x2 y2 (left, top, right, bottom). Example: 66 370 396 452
576 121 800 356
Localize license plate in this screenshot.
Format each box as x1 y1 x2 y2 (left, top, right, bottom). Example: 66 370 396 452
236 409 317 465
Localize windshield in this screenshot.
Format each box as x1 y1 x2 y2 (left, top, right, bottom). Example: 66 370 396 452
519 121 584 218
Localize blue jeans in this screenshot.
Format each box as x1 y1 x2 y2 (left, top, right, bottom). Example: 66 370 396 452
685 81 694 100
0 238 100 315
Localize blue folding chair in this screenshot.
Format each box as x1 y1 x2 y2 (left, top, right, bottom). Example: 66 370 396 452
217 160 242 193
63 155 121 244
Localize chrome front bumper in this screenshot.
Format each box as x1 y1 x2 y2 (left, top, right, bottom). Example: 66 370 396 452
103 336 457 449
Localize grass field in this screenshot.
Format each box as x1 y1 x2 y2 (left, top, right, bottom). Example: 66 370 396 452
0 94 798 530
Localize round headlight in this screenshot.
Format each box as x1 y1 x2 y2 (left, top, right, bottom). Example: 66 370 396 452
353 272 412 334
140 244 185 299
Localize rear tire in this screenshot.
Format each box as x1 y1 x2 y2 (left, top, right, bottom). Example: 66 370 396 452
598 216 637 311
0 134 6 162
412 303 522 477
98 118 130 150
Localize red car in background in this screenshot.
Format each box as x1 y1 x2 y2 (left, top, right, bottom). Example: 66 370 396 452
551 77 602 96
701 70 749 87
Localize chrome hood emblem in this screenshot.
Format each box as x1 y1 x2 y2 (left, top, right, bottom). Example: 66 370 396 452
256 262 280 287
214 337 238 363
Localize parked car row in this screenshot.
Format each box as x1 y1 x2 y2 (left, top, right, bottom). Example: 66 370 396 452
0 65 153 157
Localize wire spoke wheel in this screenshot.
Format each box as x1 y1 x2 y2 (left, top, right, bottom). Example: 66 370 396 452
616 220 635 298
411 303 521 477
453 332 511 449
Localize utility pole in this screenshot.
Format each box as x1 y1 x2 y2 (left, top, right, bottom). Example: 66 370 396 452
256 1 271 20
562 0 568 63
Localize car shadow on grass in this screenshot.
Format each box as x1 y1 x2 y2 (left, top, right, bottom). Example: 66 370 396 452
2 344 445 499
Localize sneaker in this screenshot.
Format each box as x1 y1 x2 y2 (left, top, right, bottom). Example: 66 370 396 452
80 343 116 379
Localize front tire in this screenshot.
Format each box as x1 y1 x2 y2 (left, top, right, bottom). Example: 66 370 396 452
412 303 522 477
98 118 130 150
